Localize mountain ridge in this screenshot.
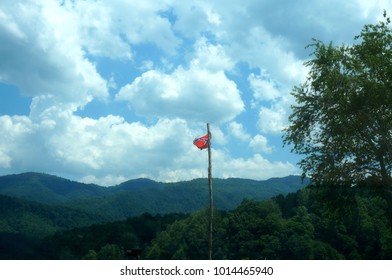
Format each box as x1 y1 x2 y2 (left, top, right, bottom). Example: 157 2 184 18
0 172 308 204
0 172 309 221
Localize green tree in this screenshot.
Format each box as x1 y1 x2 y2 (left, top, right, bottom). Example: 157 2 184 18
97 244 124 260
143 209 227 260
283 12 392 187
83 250 98 260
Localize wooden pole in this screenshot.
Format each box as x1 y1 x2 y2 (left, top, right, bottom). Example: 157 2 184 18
207 123 213 260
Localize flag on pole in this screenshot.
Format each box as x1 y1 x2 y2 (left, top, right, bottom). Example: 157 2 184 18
193 134 209 150
193 124 213 259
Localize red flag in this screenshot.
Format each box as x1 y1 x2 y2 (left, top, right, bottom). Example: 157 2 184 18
193 134 209 150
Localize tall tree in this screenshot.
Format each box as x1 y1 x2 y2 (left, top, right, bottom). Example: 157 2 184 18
284 12 392 187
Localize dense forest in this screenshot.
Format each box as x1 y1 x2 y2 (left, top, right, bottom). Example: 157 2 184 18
0 172 307 259
1 171 392 259
3 182 391 260
0 173 305 220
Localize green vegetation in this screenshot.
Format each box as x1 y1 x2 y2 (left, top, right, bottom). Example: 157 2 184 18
0 173 307 259
40 213 187 260
0 172 108 203
0 173 306 221
65 176 306 220
0 194 104 259
284 12 392 187
143 185 392 259
282 12 392 247
32 184 392 260
0 194 104 237
1 173 392 259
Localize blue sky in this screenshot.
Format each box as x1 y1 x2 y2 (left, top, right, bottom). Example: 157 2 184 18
0 0 390 186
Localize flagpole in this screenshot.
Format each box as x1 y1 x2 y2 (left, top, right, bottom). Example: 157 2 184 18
207 123 213 260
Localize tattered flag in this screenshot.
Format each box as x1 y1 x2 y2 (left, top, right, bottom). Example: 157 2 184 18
193 134 209 150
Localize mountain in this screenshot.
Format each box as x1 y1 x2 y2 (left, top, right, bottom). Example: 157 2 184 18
0 194 104 237
0 172 309 259
113 178 164 191
0 193 106 259
63 175 309 220
0 172 309 221
0 172 109 203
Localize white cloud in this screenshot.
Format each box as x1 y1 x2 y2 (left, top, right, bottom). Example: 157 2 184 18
355 0 392 19
116 39 244 124
215 152 296 180
228 121 251 141
210 126 227 146
248 72 282 102
249 134 272 154
0 103 203 185
68 0 133 60
2 0 388 185
0 150 12 169
228 122 273 154
80 174 128 186
252 80 295 134
120 2 180 54
0 0 108 108
61 0 181 57
0 115 32 169
172 2 221 39
258 106 287 134
116 68 243 123
0 101 295 185
191 37 234 71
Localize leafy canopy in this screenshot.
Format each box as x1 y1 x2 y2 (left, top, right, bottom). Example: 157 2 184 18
284 12 392 187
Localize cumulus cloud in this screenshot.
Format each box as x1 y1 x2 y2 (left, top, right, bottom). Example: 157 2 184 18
1 101 203 184
1 0 388 185
61 0 181 58
116 39 244 124
0 1 108 107
0 97 293 185
0 115 33 169
215 151 296 180
68 0 133 60
228 121 251 141
258 106 287 134
249 135 272 154
248 72 282 103
228 122 273 154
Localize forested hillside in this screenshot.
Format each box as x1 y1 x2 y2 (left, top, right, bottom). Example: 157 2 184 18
0 173 306 221
144 185 392 259
3 172 391 260
35 184 392 260
65 176 307 220
0 172 308 259
0 194 104 237
0 194 104 259
0 172 108 203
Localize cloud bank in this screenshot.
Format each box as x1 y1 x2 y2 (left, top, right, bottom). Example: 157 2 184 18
0 0 389 185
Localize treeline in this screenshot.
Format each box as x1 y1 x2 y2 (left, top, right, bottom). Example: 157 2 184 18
35 184 392 260
0 194 104 259
0 194 104 238
39 213 188 260
0 173 306 221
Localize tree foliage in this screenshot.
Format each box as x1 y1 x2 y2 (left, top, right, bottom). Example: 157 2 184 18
283 12 392 187
143 186 392 259
3 185 392 260
39 212 186 260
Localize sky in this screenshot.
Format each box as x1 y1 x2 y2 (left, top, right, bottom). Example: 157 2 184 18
0 0 391 186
